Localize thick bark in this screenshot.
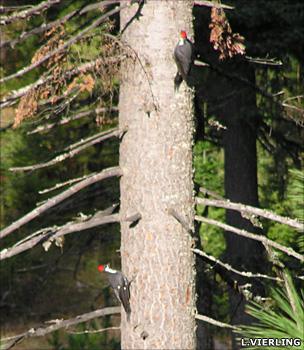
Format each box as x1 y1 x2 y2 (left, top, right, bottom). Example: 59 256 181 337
119 2 196 349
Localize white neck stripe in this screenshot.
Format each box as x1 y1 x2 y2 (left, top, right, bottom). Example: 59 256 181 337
105 266 117 273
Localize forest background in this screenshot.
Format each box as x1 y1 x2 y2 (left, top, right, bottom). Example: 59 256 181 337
0 0 303 349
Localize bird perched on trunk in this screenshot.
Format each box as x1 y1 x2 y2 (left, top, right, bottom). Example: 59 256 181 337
98 264 131 321
174 30 194 91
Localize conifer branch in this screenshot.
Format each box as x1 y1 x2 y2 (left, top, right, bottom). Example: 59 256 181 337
0 213 119 260
193 1 234 9
195 314 240 330
1 307 121 350
10 128 120 172
0 167 122 240
0 4 130 84
0 56 125 108
28 107 118 135
192 249 283 282
0 0 61 26
195 215 304 262
0 10 78 48
196 197 304 231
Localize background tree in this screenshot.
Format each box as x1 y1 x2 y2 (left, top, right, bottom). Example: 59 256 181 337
0 1 303 350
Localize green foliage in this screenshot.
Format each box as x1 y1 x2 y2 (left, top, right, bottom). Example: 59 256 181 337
194 140 226 256
287 169 304 222
237 273 304 349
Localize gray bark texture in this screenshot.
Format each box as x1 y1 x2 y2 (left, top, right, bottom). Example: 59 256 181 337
119 1 196 349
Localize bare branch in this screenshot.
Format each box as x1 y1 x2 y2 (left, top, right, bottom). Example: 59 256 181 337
245 55 283 66
195 215 304 262
64 126 120 151
0 10 78 49
202 60 303 124
196 197 304 231
199 187 223 200
0 5 33 14
125 212 142 223
80 1 121 15
0 166 122 240
1 307 120 350
168 207 191 232
39 172 97 194
0 0 61 26
10 128 120 172
192 248 283 282
0 56 125 108
0 4 130 84
194 1 234 9
28 107 118 135
67 326 120 334
195 314 240 330
0 213 119 260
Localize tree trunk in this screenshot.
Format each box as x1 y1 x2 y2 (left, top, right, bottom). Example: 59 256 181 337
221 62 266 349
119 2 196 349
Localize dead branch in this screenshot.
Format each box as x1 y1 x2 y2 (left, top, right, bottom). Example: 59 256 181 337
193 1 234 9
196 197 304 231
168 207 192 233
195 314 240 330
199 187 223 200
67 326 120 334
0 213 119 260
0 10 77 48
0 207 139 261
0 5 33 14
0 56 124 109
39 172 97 194
64 126 120 151
10 128 120 172
245 55 283 66
202 60 303 124
192 248 283 282
80 0 121 15
195 215 304 262
0 0 61 26
1 307 120 350
28 107 118 135
125 212 142 223
0 166 122 240
0 4 130 84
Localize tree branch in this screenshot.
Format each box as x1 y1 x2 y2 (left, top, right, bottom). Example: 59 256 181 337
80 0 121 15
193 1 234 9
0 166 122 240
0 10 78 48
199 187 223 200
195 215 304 262
192 248 283 282
0 56 124 108
39 172 97 194
168 207 192 233
195 314 240 330
27 107 118 135
67 326 120 334
1 307 120 350
0 4 130 84
0 213 119 260
0 0 61 26
10 128 121 172
196 197 304 231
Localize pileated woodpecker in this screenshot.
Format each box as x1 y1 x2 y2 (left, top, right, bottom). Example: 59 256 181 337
174 30 194 91
98 264 131 321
